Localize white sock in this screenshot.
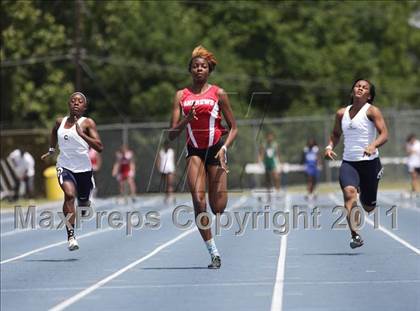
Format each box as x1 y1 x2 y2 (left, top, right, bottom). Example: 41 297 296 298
205 238 220 257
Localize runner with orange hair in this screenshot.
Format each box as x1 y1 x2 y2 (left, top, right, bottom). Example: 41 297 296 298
169 45 238 269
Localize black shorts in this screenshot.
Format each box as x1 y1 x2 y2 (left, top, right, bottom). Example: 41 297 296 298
57 167 94 204
339 158 383 207
409 167 420 174
186 140 225 167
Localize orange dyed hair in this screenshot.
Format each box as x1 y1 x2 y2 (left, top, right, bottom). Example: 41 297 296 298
189 45 217 72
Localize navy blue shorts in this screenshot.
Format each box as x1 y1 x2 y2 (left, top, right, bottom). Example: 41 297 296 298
186 140 225 167
305 165 319 178
57 167 94 204
339 158 383 207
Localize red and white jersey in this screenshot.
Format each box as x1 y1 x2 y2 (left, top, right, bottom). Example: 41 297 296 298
116 150 134 174
179 85 225 149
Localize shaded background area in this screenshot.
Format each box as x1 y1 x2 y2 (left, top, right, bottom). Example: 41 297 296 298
1 0 419 198
1 1 420 127
1 110 419 197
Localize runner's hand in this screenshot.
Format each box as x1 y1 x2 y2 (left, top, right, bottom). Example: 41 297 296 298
187 102 198 122
40 152 51 161
324 148 337 160
215 147 229 173
363 144 376 157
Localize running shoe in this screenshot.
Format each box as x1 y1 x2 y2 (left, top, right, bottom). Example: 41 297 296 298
208 255 221 269
68 236 79 251
350 235 364 249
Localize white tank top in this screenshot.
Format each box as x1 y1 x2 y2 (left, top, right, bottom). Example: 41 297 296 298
57 116 92 172
407 140 420 168
342 103 378 161
159 148 175 174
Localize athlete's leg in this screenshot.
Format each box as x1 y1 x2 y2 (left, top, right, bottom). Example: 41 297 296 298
410 170 419 193
207 165 227 215
76 171 94 217
307 175 314 194
60 180 80 250
187 156 211 242
167 173 174 194
264 169 272 202
342 186 360 236
339 161 362 241
166 173 174 202
128 177 136 197
271 170 280 192
119 179 125 196
359 158 383 213
59 181 78 243
264 170 271 188
57 168 80 251
201 162 223 268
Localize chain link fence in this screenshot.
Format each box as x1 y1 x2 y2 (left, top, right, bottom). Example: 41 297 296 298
1 110 419 198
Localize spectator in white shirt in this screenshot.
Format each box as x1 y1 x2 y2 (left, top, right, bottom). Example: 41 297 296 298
406 134 420 194
8 149 35 200
157 140 176 203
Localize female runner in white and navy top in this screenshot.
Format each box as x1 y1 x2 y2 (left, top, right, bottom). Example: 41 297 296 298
325 79 388 249
169 46 238 269
41 92 103 251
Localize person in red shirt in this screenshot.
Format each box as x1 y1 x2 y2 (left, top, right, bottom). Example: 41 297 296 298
88 147 102 198
169 45 238 269
112 145 137 202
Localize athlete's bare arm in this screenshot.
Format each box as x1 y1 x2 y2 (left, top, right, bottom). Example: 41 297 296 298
217 88 238 149
276 145 281 163
129 153 136 172
169 90 197 141
40 117 62 160
325 108 345 160
156 153 161 172
258 145 264 162
112 152 120 177
212 88 237 173
96 153 102 170
365 105 388 156
77 118 103 152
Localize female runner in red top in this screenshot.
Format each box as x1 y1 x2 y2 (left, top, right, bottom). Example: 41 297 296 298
112 145 137 203
169 46 238 269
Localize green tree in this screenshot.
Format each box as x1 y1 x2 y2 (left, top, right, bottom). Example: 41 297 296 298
1 0 73 127
1 1 419 127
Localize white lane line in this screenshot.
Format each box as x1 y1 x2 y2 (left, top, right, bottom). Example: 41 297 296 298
285 292 303 296
364 217 420 255
0 199 114 226
0 197 161 238
231 195 248 209
329 194 420 256
48 227 198 311
1 228 33 237
4 279 420 293
379 194 420 213
0 197 160 224
49 195 249 311
0 197 166 263
3 281 274 293
0 228 113 265
270 192 290 311
0 195 237 264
